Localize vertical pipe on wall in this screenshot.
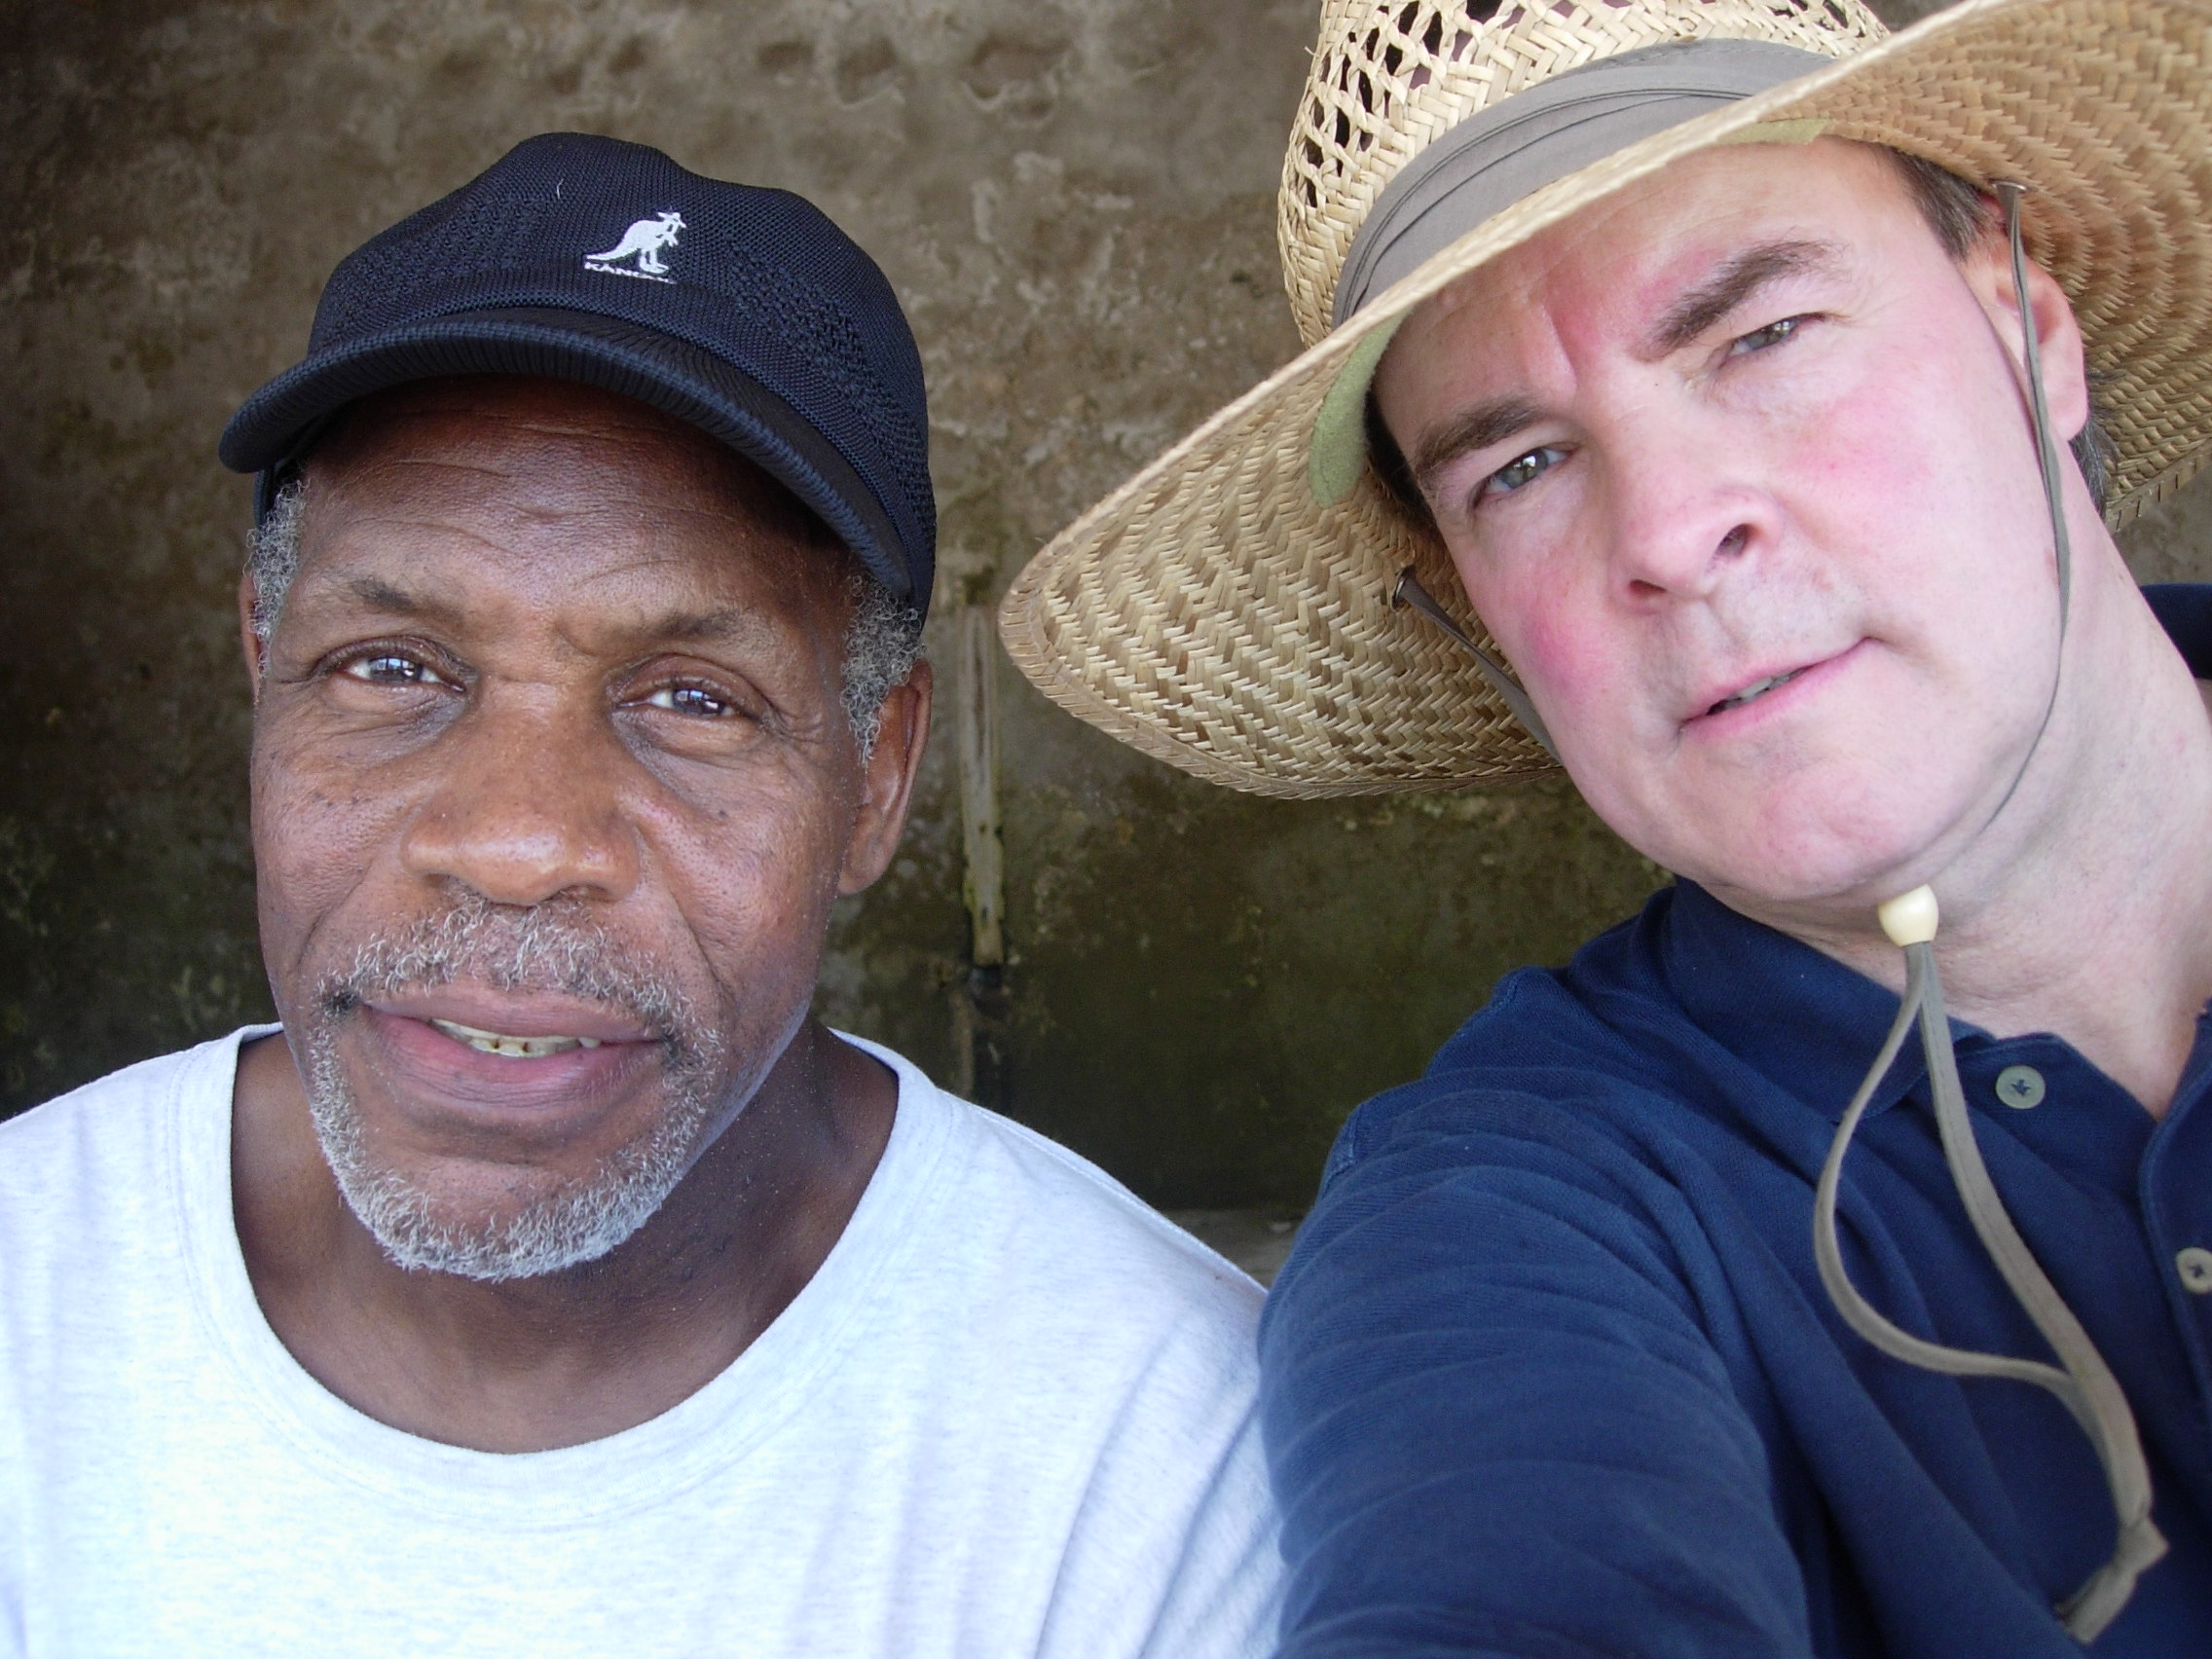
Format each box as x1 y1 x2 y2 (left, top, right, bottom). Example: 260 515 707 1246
953 605 1010 1103
957 605 1004 971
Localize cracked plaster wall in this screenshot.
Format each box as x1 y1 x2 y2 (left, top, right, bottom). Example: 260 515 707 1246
3 0 2205 1206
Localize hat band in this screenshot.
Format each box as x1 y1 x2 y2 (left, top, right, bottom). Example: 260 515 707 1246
1332 37 1831 328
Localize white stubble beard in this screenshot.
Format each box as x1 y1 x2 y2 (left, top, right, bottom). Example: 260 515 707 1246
296 896 728 1283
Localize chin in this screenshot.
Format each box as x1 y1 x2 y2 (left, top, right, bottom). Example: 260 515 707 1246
302 1024 720 1283
323 1134 701 1282
338 1160 681 1282
1641 793 1940 916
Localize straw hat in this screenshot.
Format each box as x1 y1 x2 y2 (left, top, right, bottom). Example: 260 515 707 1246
998 0 2212 796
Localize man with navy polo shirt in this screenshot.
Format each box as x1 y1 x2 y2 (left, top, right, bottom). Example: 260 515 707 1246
994 0 2212 1649
0 134 1279 1657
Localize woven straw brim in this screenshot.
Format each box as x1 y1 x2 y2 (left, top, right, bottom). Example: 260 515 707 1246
1000 0 2212 798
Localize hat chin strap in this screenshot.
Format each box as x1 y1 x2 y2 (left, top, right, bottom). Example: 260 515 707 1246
1816 183 2166 1645
1390 569 1559 761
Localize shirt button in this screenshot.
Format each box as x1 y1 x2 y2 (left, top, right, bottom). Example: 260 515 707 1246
2179 1249 2212 1295
1994 1064 2046 1110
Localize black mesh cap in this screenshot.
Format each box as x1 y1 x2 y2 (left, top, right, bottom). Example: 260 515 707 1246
220 131 935 615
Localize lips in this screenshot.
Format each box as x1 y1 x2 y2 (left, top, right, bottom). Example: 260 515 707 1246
351 988 663 1113
1706 666 1807 717
1686 642 1863 727
427 1018 605 1059
366 988 657 1047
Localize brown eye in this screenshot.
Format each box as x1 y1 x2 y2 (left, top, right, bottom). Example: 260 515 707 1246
343 653 450 687
645 684 735 719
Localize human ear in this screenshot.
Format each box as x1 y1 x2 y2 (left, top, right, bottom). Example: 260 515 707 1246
836 657 934 895
238 568 267 703
1960 229 2092 445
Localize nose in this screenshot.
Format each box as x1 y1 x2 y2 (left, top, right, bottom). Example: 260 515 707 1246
1598 406 1773 605
398 686 640 907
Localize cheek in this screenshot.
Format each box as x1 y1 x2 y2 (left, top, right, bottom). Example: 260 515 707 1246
1767 299 2026 545
1766 320 2052 655
1770 372 1953 538
644 775 855 988
1456 545 1628 730
249 729 412 964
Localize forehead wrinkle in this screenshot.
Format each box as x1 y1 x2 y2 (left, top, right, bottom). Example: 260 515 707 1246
307 523 801 662
541 545 834 662
300 498 576 588
342 451 732 523
553 559 795 650
330 572 807 694
379 564 796 654
546 602 791 671
645 606 779 647
298 393 845 651
1643 239 1843 359
314 400 755 514
312 462 793 580
307 472 827 594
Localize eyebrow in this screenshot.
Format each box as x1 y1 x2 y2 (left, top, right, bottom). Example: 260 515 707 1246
1409 394 1546 498
338 576 774 651
1644 238 1841 357
346 575 436 616
647 606 775 647
1403 238 1845 496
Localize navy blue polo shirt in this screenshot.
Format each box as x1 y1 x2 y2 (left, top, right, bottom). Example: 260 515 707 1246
1261 585 2212 1657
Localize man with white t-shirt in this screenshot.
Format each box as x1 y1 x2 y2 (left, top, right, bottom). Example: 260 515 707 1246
0 132 1279 1657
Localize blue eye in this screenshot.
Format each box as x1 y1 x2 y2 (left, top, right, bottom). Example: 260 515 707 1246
1729 315 1805 356
646 685 733 719
1481 446 1567 501
344 654 447 686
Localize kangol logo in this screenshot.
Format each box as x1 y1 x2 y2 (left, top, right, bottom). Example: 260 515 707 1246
584 210 685 284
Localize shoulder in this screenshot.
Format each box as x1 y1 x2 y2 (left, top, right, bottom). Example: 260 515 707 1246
976 1101 1264 1318
839 1033 1263 1364
1271 888 1756 1348
0 1035 240 1197
1324 892 1684 1186
0 1032 250 1263
2145 581 2212 677
836 1046 1283 1657
0 1032 253 1429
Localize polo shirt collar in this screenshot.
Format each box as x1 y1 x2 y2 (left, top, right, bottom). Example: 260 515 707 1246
2145 582 2212 678
1651 881 1930 1124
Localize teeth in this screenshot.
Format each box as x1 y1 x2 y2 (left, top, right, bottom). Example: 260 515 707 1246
1712 667 1803 715
428 1018 604 1059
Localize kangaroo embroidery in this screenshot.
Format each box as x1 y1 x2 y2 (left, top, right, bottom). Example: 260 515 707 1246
584 211 686 283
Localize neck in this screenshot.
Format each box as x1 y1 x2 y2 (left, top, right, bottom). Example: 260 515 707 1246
232 1018 896 1453
1725 559 2212 1117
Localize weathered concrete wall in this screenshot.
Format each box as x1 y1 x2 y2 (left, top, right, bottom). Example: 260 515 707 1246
3 0 2205 1208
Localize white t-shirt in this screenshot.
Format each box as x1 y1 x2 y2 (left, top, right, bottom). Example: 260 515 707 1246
0 1028 1282 1658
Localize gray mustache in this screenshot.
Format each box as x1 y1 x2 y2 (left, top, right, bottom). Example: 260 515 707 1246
317 893 700 1060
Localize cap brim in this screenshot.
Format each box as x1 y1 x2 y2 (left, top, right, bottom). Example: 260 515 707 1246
220 306 915 604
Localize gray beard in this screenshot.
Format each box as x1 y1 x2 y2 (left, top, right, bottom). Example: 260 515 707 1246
297 895 726 1283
